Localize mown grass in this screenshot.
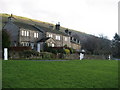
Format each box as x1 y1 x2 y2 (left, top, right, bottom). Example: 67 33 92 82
2 60 118 88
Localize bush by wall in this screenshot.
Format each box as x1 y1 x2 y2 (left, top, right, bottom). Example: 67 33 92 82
64 49 70 54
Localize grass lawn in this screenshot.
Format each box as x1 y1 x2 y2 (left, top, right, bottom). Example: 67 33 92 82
2 60 118 88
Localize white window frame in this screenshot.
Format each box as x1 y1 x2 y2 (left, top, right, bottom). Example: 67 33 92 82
52 43 55 47
27 31 29 36
34 32 38 38
56 35 60 40
34 33 36 38
23 43 26 46
36 33 38 38
65 37 68 41
48 34 53 38
21 30 24 36
24 31 26 36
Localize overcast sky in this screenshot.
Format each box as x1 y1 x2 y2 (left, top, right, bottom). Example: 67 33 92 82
0 0 119 40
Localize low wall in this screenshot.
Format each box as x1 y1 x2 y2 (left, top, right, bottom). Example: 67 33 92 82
8 49 108 60
63 54 79 60
84 54 107 60
8 50 80 60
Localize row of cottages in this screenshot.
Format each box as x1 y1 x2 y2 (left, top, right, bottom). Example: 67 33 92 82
3 15 81 52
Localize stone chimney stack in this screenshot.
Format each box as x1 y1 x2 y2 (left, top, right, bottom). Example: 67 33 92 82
55 22 60 30
8 14 14 22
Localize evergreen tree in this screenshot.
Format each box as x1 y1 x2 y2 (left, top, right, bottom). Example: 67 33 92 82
2 30 11 48
112 33 120 58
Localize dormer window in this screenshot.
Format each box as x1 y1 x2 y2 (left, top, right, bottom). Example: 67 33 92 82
65 37 68 41
74 38 76 42
77 40 80 44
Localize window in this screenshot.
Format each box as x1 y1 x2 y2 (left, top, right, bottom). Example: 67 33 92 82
52 43 55 47
21 42 29 46
77 40 80 44
24 31 27 36
36 33 38 38
22 42 25 46
34 32 38 38
48 34 53 37
27 31 29 36
21 30 24 36
74 38 76 42
65 37 68 41
21 30 30 37
34 33 36 38
56 35 60 40
31 43 34 49
26 42 29 46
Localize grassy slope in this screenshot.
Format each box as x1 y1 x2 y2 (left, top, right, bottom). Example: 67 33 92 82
0 13 54 27
2 60 118 88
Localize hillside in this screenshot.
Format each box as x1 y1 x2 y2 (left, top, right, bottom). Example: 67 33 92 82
0 13 91 44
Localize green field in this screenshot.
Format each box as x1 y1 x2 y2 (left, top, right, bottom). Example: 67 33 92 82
2 60 118 88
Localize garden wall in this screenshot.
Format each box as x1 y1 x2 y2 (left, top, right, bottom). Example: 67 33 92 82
84 54 107 60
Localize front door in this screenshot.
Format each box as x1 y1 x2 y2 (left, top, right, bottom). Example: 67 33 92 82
37 43 40 53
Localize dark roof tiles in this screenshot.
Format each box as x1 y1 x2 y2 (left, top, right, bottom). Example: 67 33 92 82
14 22 39 31
36 25 69 36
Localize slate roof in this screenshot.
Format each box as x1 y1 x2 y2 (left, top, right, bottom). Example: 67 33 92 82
37 37 50 42
13 22 69 37
70 40 80 45
35 25 69 36
13 22 40 31
71 34 80 39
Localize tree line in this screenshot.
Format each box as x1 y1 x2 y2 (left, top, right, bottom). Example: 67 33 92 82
81 33 120 58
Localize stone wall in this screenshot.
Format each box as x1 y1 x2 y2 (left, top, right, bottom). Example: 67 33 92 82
64 54 79 60
71 42 81 50
84 54 107 60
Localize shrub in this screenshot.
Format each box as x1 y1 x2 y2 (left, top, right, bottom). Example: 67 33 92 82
22 50 39 58
57 48 65 54
40 52 55 59
64 49 70 54
2 30 11 48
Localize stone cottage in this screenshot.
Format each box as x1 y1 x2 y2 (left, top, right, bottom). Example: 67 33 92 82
2 15 81 52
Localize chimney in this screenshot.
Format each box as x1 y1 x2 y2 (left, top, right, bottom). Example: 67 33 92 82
8 14 14 22
11 14 13 17
55 22 60 30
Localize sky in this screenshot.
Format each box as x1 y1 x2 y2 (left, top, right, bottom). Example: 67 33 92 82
0 0 119 40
